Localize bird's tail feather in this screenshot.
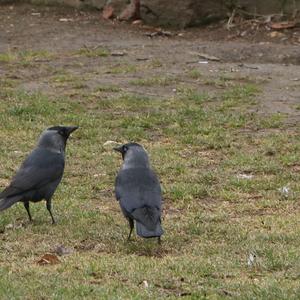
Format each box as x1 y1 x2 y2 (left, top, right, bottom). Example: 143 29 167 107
132 206 163 238
0 196 21 211
135 221 163 238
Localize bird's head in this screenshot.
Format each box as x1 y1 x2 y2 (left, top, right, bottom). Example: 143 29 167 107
38 126 78 152
114 142 149 168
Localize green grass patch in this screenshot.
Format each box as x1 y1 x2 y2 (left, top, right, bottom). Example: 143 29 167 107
0 50 54 65
0 57 298 299
187 68 202 79
93 85 121 93
108 64 138 74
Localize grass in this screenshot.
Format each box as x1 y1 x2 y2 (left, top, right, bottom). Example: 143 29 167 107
0 49 54 65
49 71 89 90
108 64 138 74
93 85 121 93
187 68 202 79
0 46 299 300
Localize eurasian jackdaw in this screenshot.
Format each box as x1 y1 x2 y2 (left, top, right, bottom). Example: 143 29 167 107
0 126 78 224
114 143 163 243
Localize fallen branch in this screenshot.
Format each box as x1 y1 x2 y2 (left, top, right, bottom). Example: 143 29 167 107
226 8 236 30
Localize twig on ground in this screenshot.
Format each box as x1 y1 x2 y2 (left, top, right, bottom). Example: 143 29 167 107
226 8 236 30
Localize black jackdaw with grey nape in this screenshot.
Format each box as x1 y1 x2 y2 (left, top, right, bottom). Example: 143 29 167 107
0 126 78 224
114 143 163 243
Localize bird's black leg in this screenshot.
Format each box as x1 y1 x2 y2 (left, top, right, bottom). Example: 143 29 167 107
46 200 56 224
24 202 32 222
127 218 134 241
157 237 161 245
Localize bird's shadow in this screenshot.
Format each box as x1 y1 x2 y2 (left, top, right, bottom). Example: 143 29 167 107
123 238 169 258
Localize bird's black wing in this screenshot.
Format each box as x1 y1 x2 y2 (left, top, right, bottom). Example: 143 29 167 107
0 148 65 199
115 174 122 201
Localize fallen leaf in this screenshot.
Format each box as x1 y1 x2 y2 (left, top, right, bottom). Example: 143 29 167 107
118 0 140 21
139 280 149 288
270 21 296 30
5 224 13 230
111 51 126 56
136 57 149 61
247 253 256 267
270 31 284 38
145 30 173 37
278 186 290 198
238 63 259 70
103 140 118 149
198 53 220 61
190 51 220 61
179 292 192 296
291 164 300 172
236 173 254 180
132 19 142 25
59 18 73 22
102 5 114 20
37 253 60 265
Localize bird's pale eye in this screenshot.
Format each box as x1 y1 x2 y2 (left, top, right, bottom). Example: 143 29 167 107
58 129 67 137
123 146 128 152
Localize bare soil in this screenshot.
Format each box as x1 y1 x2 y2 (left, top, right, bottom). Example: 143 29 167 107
0 3 299 123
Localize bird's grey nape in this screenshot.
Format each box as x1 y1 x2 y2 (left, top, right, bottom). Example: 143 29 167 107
115 143 150 169
38 126 78 153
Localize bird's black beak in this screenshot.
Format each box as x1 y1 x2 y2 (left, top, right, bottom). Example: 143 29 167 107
113 145 123 153
66 126 79 136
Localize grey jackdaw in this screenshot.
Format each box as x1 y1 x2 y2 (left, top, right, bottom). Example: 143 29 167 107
0 126 78 223
114 143 163 243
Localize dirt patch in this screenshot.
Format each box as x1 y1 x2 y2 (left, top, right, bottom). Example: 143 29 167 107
0 3 299 123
